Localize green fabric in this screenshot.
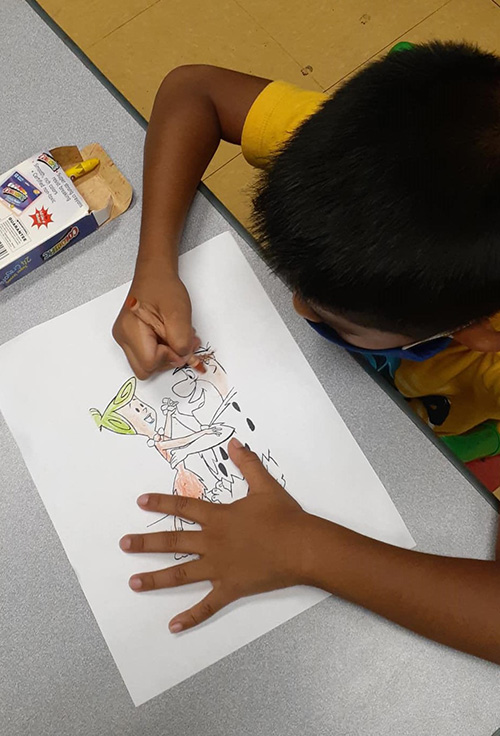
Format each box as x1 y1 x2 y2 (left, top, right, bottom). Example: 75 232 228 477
389 41 415 54
442 421 500 463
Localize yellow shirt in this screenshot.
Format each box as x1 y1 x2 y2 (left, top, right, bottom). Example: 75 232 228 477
241 80 500 439
241 81 327 169
395 313 500 436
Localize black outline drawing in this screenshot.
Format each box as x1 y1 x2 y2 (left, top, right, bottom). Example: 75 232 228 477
90 346 285 555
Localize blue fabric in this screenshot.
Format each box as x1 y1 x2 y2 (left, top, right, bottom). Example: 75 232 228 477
306 319 452 362
363 352 401 381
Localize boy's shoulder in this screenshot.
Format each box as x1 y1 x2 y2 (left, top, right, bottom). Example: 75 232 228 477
241 81 328 169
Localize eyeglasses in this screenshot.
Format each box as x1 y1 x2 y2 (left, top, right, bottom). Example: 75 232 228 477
401 321 476 351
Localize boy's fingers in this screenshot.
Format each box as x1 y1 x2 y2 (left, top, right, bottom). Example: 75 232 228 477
120 530 204 555
121 342 153 381
187 354 207 374
155 343 189 371
137 493 215 524
127 299 194 367
127 299 173 352
129 559 206 592
130 316 188 370
122 299 207 374
162 320 196 359
122 340 178 379
169 589 230 632
132 302 167 341
187 331 204 371
118 315 175 379
228 439 273 492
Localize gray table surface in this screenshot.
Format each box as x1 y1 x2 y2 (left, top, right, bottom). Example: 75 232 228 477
1 1 498 734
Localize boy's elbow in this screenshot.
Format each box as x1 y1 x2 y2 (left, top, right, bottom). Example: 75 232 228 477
485 565 500 665
488 632 500 666
159 64 221 93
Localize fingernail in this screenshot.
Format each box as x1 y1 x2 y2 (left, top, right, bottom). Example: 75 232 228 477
189 356 206 374
129 577 143 590
125 295 137 309
137 494 149 506
120 536 132 550
169 621 183 633
230 438 243 449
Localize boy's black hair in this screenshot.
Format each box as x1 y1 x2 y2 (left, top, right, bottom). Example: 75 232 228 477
252 42 500 339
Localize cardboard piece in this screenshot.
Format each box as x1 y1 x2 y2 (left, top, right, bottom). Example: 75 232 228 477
237 0 448 89
0 144 132 288
87 0 322 177
38 0 500 226
386 0 500 55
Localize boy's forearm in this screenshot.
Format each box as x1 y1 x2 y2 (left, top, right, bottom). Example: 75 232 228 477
137 66 270 275
137 69 223 273
302 514 500 663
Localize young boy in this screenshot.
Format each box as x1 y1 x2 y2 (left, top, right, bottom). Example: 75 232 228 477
114 42 500 662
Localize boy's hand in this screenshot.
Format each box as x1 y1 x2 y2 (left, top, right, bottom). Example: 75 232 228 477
113 258 198 380
119 439 311 632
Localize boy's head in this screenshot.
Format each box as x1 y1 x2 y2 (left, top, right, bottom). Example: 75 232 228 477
253 42 500 350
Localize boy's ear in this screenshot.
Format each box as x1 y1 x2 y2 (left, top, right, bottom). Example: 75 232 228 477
453 319 500 352
292 293 322 322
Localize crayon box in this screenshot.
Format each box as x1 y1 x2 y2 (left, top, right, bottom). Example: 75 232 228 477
0 144 132 288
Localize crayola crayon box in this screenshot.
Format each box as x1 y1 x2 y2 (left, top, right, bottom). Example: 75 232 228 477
0 144 132 288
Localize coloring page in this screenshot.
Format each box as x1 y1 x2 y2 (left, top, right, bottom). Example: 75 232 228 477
0 232 414 705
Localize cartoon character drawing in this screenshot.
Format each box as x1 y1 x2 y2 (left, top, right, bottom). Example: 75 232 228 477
90 377 225 508
167 357 235 469
261 449 286 488
147 346 251 503
90 348 286 538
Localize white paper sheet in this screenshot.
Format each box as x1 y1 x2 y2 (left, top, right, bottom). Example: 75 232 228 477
0 232 414 705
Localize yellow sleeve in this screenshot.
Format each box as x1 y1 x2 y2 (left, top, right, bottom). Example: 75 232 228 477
241 81 328 169
394 344 500 436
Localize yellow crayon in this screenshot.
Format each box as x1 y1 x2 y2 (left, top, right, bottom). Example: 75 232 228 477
64 158 100 181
